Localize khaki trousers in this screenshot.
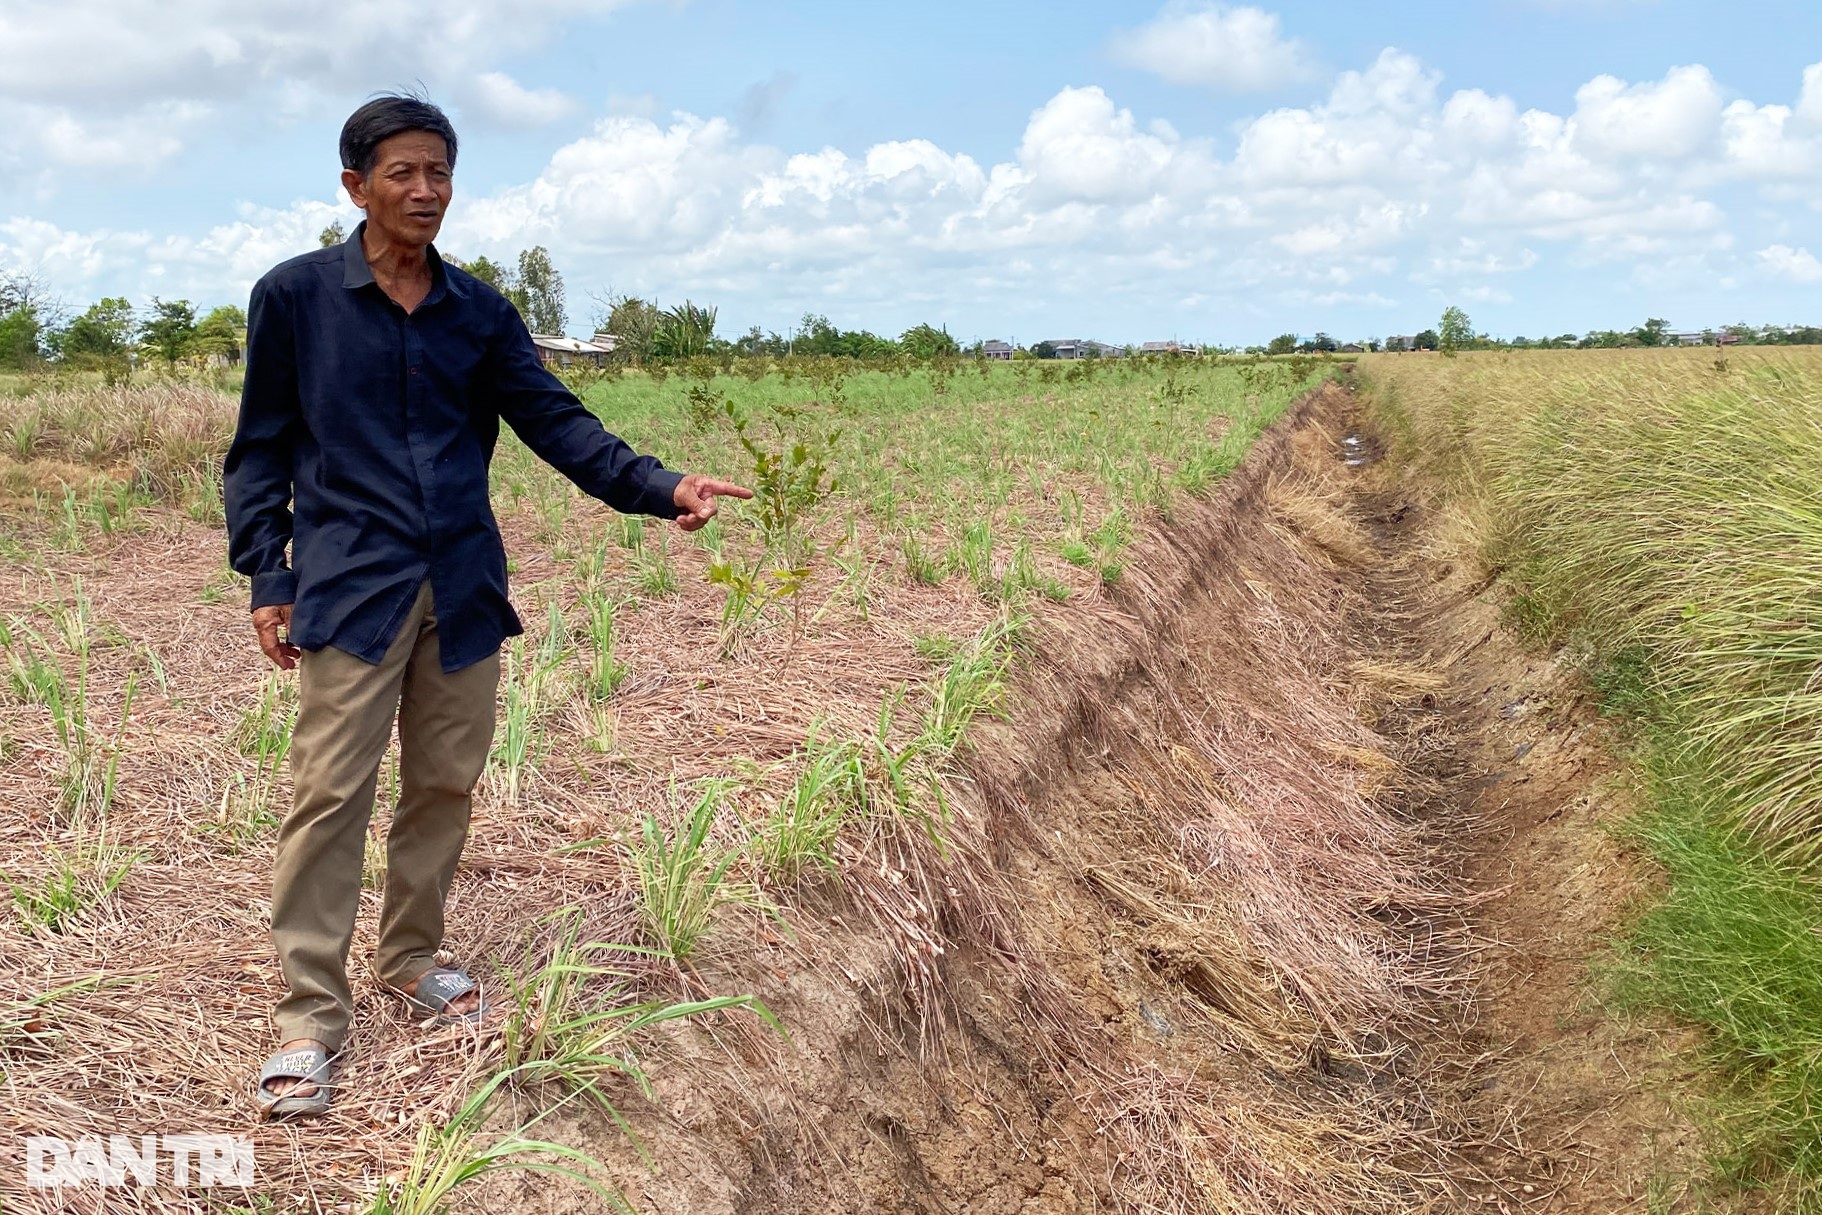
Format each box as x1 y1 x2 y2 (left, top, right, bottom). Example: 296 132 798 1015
270 583 499 1051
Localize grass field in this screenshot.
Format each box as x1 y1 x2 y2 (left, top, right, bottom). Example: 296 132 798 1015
1360 346 1822 1210
0 354 1350 1211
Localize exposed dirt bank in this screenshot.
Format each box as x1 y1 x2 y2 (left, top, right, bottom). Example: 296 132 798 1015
476 382 1708 1215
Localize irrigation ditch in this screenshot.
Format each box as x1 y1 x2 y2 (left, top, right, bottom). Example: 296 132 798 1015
463 379 1709 1215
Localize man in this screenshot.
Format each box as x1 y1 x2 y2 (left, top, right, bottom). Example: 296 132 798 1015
225 94 751 1119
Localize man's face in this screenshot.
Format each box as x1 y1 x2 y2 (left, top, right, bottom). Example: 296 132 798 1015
343 130 452 249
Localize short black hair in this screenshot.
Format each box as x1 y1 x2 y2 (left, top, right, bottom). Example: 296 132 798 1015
339 93 458 177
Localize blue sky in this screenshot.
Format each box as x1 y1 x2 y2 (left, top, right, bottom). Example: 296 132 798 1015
2 0 1819 346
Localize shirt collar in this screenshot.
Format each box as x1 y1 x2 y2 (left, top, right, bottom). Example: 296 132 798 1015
429 243 467 299
340 220 467 300
340 222 375 290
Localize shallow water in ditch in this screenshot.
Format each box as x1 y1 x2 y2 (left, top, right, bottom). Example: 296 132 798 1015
1340 432 1380 467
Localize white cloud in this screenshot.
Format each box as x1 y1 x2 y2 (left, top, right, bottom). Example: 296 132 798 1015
1571 65 1723 160
1273 202 1424 255
1758 244 1822 284
1425 242 1539 277
1014 87 1190 202
0 196 361 305
457 113 777 254
7 49 1822 339
1233 51 1440 189
0 217 152 287
1307 290 1395 308
0 0 645 171
5 100 209 170
423 52 1789 328
1714 62 1822 183
1110 3 1315 92
1801 62 1822 125
1439 89 1519 148
0 0 642 104
464 73 577 129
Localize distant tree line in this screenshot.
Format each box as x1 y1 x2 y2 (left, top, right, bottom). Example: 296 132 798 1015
0 269 248 375
11 239 1822 378
585 301 964 367
1260 305 1822 358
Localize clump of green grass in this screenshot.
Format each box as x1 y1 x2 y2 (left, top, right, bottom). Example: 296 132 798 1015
917 613 1021 755
212 669 296 841
367 900 779 1215
4 833 139 933
498 906 777 1103
363 1066 622 1215
581 591 631 701
626 781 758 962
756 723 864 880
0 587 143 823
632 536 679 597
490 609 570 803
948 520 993 591
901 533 942 585
1610 749 1822 1205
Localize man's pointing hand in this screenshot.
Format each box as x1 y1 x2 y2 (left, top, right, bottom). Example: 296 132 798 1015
672 473 754 532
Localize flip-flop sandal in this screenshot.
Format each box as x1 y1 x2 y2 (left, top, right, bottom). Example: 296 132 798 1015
387 965 490 1026
255 1044 335 1121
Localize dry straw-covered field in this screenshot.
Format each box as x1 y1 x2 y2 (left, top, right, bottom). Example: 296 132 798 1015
0 355 1517 1214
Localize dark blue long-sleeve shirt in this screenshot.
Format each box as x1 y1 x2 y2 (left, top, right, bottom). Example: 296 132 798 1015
224 224 682 672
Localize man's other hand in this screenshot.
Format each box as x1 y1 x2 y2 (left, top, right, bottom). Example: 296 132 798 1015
672 473 754 532
253 604 301 670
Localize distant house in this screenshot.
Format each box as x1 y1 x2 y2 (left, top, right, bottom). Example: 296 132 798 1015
982 340 1015 361
531 332 618 368
1339 343 1364 354
1384 335 1414 352
1140 340 1199 355
1044 338 1125 359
